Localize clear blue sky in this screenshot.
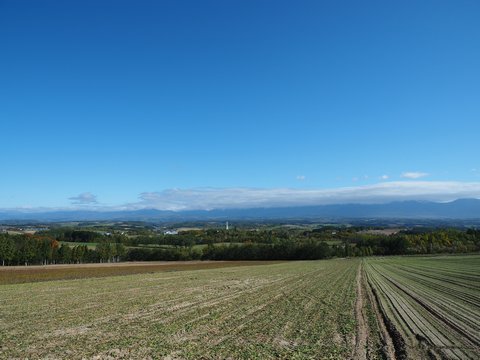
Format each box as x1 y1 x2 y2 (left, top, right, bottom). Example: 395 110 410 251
1 1 479 209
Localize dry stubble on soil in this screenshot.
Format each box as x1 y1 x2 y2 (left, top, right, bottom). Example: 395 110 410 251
0 259 359 359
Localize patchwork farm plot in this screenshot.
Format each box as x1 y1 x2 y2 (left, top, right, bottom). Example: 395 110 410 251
0 255 478 359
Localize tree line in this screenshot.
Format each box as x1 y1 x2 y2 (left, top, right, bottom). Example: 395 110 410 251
0 234 126 266
127 241 332 261
1 227 479 265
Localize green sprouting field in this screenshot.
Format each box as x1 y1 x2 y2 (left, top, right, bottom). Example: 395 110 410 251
0 256 479 359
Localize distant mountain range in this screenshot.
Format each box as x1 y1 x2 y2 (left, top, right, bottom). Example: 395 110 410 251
0 198 479 222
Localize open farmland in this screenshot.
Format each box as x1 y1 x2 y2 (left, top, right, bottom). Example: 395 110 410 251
1 259 359 359
364 255 480 359
0 256 479 359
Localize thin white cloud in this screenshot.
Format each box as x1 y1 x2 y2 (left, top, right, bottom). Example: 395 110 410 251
69 192 98 205
127 181 480 211
3 182 480 213
296 175 306 181
380 175 389 180
401 172 429 179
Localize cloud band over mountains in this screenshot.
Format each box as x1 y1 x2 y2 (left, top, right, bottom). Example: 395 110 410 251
129 181 480 211
3 181 480 213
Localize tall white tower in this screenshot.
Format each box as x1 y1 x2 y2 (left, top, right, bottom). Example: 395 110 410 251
226 221 229 230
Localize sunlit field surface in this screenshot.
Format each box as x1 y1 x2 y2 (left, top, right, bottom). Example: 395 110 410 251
1 256 478 359
1 260 358 359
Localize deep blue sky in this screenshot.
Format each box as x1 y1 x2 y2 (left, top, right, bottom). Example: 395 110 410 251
1 1 480 209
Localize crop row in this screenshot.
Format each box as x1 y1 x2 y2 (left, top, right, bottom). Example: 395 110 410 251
364 255 480 359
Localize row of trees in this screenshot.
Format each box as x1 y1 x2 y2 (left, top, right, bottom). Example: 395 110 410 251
0 234 126 265
127 241 333 261
2 227 479 265
353 229 480 255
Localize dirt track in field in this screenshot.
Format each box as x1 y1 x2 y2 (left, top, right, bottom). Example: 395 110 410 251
364 277 397 359
354 263 368 360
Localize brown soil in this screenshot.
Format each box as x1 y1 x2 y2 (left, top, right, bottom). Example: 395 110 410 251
0 260 284 285
0 260 215 271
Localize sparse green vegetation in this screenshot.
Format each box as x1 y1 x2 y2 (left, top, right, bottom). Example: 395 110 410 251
1 259 359 359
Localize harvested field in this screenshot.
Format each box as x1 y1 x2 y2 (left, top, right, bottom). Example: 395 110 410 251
1 255 478 359
0 259 359 359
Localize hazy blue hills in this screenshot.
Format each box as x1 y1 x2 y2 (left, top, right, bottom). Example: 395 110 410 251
0 199 479 222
